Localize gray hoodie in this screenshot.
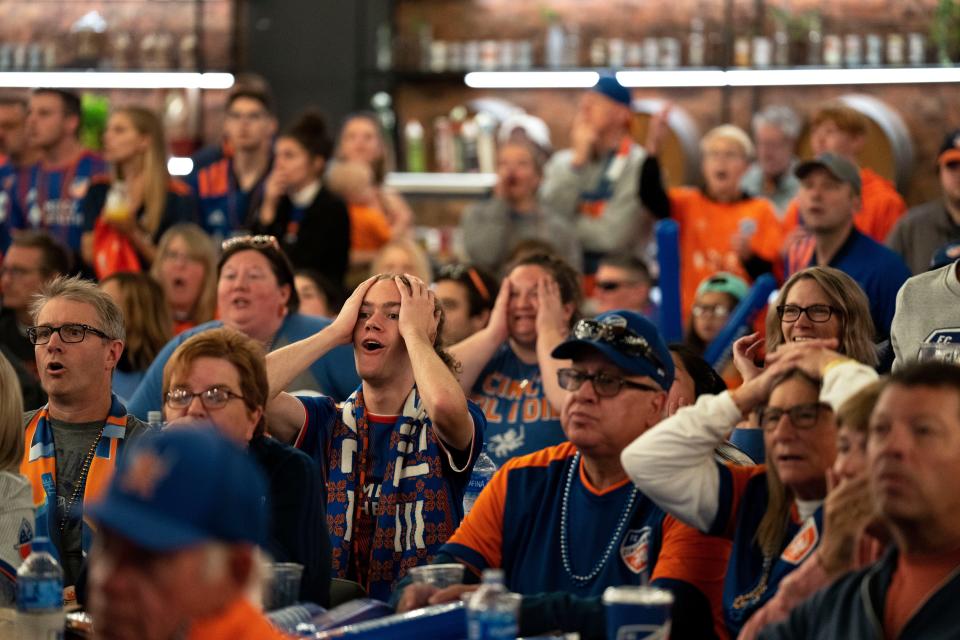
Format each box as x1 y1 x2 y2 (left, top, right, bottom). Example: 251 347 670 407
0 471 34 607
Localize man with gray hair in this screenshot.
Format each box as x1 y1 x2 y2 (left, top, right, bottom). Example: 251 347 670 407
741 105 802 216
18 275 152 596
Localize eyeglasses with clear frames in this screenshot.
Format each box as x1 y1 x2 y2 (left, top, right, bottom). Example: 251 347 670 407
165 386 246 411
27 323 114 345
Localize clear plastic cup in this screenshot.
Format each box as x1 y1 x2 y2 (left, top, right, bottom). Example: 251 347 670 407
267 562 304 610
603 585 674 640
406 563 465 589
917 342 960 364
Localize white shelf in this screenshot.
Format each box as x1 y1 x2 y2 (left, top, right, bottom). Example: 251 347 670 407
461 67 960 89
385 172 497 196
0 71 235 89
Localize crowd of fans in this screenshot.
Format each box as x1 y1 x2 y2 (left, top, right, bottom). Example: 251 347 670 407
1 73 960 640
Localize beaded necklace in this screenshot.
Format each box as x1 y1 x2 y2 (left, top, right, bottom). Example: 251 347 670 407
560 452 638 584
59 427 104 534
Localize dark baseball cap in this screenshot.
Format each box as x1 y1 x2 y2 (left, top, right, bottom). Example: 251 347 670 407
552 310 674 390
795 153 862 195
938 129 960 165
87 427 269 551
591 76 632 109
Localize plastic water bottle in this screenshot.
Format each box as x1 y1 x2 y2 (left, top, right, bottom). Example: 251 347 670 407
466 569 519 640
147 410 166 430
16 537 64 640
463 451 497 516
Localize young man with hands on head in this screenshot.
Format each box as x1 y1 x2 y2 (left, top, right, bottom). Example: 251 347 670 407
263 273 485 601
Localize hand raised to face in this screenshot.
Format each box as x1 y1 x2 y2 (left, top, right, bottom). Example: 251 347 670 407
397 274 440 344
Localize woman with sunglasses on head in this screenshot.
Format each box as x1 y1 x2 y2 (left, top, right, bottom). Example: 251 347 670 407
126 236 360 422
433 263 498 345
622 338 879 638
250 110 350 291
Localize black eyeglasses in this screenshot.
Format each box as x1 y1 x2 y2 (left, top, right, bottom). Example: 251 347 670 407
27 323 113 345
594 280 639 292
436 263 491 302
572 317 667 376
758 402 831 431
221 234 280 252
165 386 246 410
557 368 659 398
692 303 731 318
776 304 839 323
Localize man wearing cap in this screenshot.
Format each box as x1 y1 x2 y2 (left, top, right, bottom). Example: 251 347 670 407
785 153 910 342
887 129 960 274
780 102 907 244
86 427 288 639
540 76 645 274
395 310 731 640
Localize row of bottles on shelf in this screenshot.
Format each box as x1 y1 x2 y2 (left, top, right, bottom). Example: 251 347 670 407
0 11 200 72
378 13 953 72
402 107 498 174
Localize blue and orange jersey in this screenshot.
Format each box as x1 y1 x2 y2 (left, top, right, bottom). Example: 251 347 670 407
0 159 30 253
8 150 106 252
441 442 731 639
186 143 270 243
710 463 823 637
470 343 565 467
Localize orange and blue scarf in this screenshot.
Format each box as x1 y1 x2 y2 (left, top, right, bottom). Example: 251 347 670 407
326 386 460 601
20 395 131 560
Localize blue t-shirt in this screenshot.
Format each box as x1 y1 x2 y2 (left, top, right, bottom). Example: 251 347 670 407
8 151 107 252
470 343 565 467
710 463 823 637
186 144 270 244
126 314 360 420
797 228 910 341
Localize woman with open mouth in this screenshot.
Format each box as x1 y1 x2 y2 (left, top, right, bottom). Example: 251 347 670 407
622 340 878 637
150 223 217 335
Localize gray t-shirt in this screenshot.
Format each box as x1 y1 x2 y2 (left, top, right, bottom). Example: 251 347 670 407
22 409 152 586
891 260 960 370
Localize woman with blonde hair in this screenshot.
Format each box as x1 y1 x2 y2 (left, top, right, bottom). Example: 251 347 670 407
369 237 433 283
150 223 217 334
623 342 879 636
99 272 173 402
80 106 197 272
0 352 34 606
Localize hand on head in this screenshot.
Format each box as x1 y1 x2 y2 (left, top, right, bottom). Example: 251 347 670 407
731 338 840 414
329 275 378 344
396 274 439 343
534 276 568 338
485 277 512 343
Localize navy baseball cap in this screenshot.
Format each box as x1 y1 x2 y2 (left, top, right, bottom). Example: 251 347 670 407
591 76 632 109
87 427 269 551
552 310 674 390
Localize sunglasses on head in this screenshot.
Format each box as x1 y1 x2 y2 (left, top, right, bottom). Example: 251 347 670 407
221 235 280 252
436 263 491 302
573 317 666 376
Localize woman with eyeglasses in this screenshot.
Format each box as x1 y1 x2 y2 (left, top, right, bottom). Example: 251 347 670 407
686 272 749 388
621 339 879 637
161 327 330 606
125 235 360 422
250 110 350 292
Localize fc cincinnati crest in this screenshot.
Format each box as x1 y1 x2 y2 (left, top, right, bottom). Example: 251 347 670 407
16 518 33 560
620 526 652 574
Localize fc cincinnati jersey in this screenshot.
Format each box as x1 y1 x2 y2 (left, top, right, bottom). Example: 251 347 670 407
9 151 106 252
186 144 270 244
0 160 25 253
470 343 565 467
709 462 823 637
441 442 730 638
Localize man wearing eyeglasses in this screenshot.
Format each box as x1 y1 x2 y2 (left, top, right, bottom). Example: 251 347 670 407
395 310 730 639
785 153 910 342
19 275 153 596
186 81 277 244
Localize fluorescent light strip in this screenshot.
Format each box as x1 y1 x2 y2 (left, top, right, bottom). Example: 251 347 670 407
167 157 194 177
465 71 600 89
617 67 960 88
0 72 235 90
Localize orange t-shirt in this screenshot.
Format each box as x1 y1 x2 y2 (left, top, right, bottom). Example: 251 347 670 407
349 203 392 251
782 167 906 243
187 597 290 640
668 187 784 319
883 546 960 640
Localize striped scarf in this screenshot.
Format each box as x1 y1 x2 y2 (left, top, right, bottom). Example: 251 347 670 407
326 386 460 601
20 395 131 560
